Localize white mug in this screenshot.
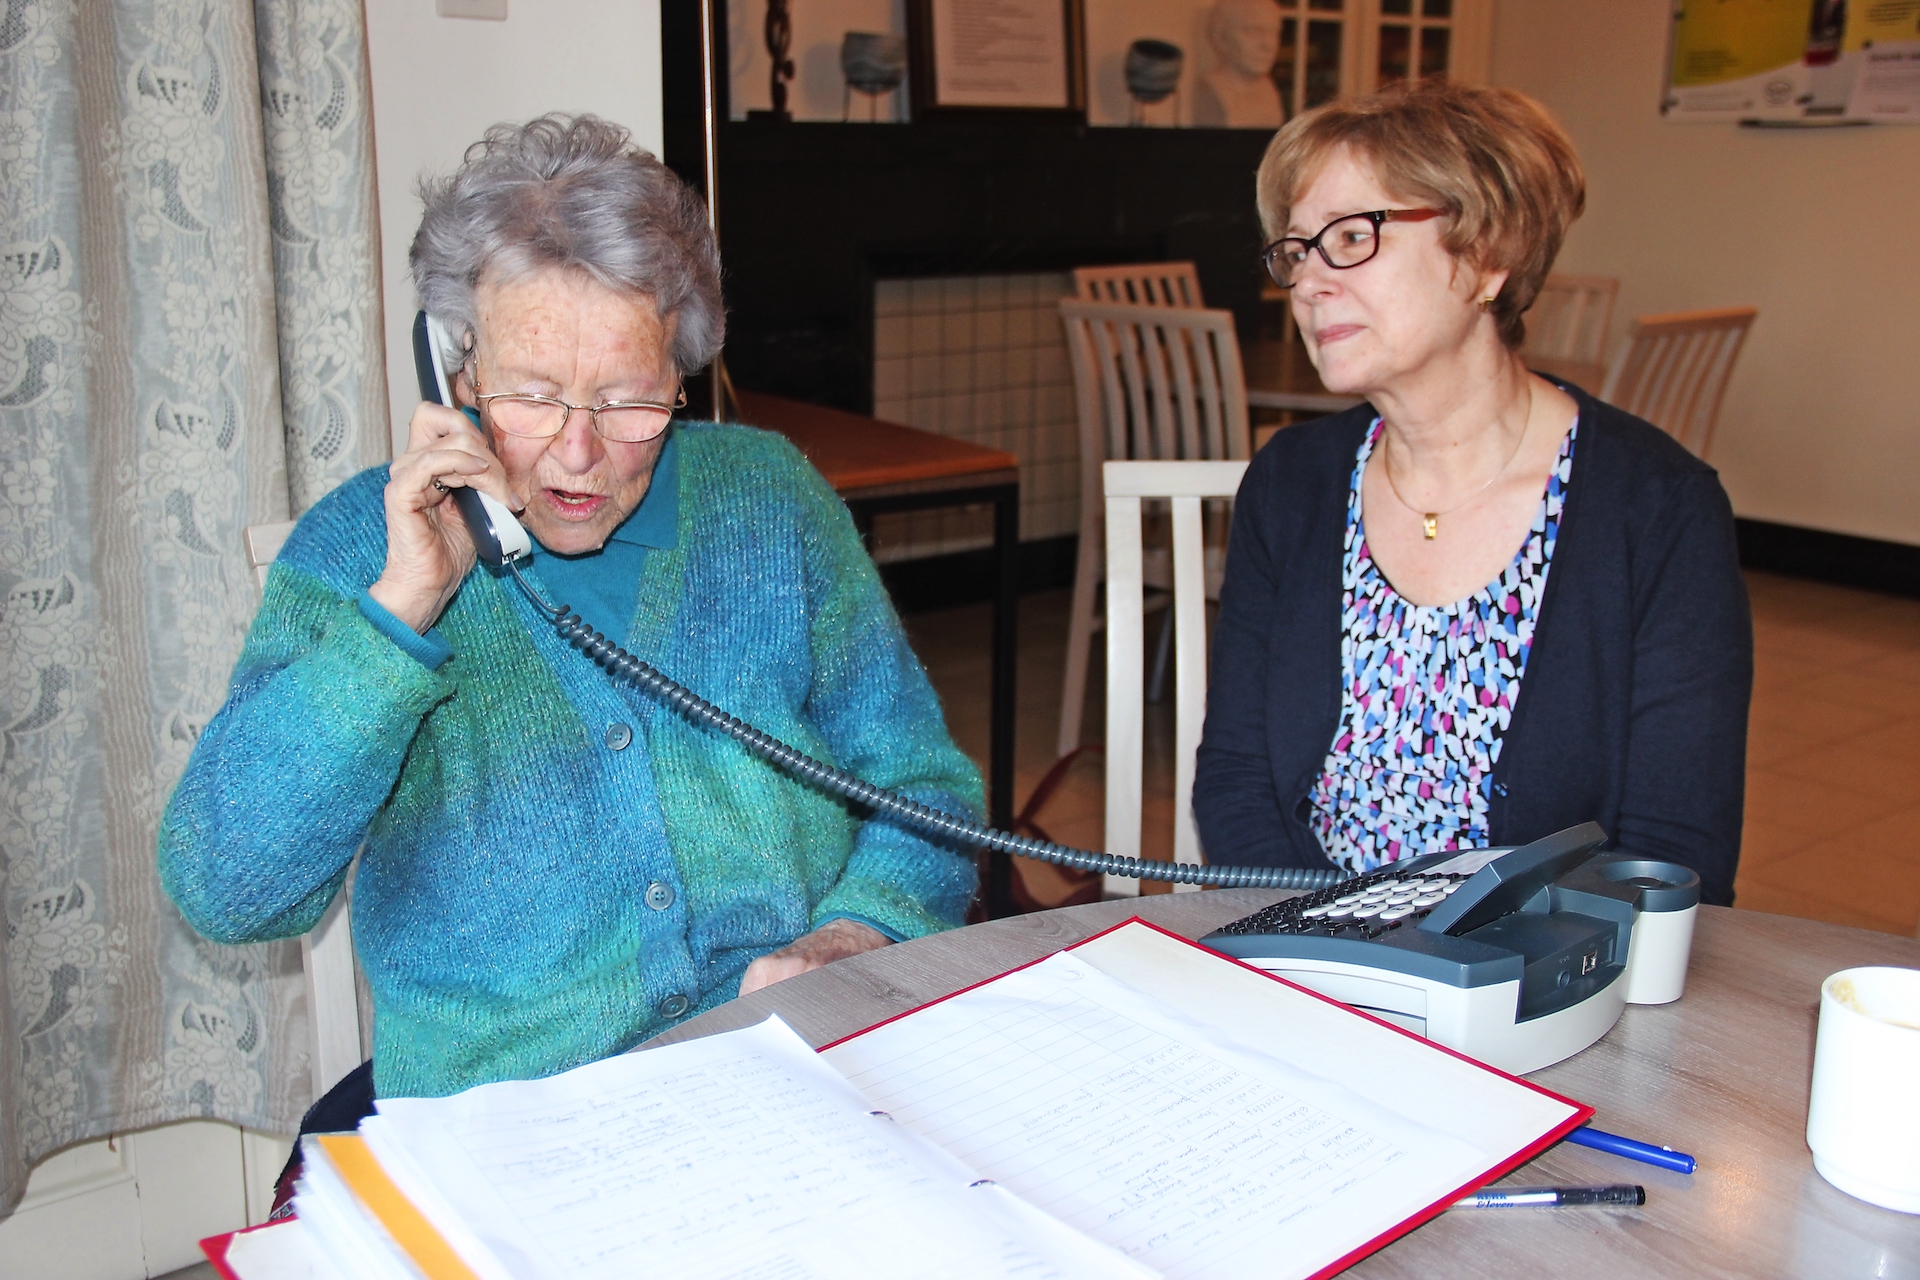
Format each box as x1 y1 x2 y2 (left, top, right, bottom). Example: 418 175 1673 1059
1805 966 1920 1214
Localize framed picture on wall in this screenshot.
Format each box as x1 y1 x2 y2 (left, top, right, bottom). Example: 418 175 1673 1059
908 0 1087 118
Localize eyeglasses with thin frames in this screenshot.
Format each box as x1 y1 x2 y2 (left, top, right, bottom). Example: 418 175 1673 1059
471 368 686 444
1261 208 1447 290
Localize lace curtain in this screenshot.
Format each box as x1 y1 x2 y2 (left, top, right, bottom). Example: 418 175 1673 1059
1 0 387 1216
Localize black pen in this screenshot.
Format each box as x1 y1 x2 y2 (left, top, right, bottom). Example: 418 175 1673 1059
1452 1184 1645 1209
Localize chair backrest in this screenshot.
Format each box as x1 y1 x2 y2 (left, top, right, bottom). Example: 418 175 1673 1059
1599 306 1758 459
1073 261 1205 308
1102 460 1248 898
1523 274 1619 366
1059 298 1250 476
244 520 365 1099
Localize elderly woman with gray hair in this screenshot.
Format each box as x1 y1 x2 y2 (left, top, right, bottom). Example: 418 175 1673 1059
158 116 981 1131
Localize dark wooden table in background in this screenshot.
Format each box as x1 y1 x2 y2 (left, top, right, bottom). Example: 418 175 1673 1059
733 390 1022 914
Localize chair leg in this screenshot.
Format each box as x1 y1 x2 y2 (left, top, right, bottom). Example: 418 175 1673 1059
1146 599 1174 705
1057 526 1103 759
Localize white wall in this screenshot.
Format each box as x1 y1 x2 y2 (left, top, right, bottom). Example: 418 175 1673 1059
364 0 665 454
1491 0 1920 545
0 1122 287 1280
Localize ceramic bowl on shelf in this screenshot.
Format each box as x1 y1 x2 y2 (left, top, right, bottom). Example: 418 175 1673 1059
1124 39 1184 105
842 32 907 96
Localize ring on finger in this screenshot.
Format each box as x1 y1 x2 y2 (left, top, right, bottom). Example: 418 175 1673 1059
432 479 450 493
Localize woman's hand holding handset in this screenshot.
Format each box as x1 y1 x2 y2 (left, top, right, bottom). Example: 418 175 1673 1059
368 401 522 634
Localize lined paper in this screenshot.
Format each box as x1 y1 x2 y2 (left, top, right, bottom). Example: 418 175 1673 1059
825 927 1577 1279
368 1016 1152 1280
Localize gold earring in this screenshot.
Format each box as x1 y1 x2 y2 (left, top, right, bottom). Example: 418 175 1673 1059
1478 296 1496 312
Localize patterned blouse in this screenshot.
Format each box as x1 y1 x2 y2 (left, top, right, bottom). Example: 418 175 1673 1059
1309 417 1579 873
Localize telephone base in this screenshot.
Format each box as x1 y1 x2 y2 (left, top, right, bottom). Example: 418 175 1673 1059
1200 826 1703 1076
1239 954 1628 1076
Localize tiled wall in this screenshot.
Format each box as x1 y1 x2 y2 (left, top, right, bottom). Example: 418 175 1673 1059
869 273 1081 563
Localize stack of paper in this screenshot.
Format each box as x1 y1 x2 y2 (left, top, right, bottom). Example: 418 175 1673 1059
264 920 1586 1280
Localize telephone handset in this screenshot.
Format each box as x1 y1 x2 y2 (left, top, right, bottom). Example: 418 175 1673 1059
410 312 531 566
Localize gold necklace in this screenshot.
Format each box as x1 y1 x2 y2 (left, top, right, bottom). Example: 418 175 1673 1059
1380 384 1533 540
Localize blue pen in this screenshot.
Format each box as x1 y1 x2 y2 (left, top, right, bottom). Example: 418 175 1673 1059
1565 1125 1697 1174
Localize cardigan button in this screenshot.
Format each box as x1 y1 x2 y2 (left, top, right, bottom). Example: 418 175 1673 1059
644 881 675 911
605 722 633 751
659 992 691 1018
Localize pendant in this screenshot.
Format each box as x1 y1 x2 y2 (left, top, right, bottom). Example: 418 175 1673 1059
1423 513 1438 540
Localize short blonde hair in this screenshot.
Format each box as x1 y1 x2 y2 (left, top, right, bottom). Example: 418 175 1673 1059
1255 81 1584 349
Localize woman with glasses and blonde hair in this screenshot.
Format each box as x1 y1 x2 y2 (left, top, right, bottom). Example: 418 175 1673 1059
159 117 980 1126
1195 82 1751 906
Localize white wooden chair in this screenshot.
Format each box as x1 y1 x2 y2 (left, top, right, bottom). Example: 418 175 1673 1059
1056 299 1251 758
1598 307 1758 460
1101 460 1248 898
1073 261 1204 308
1520 273 1619 393
243 522 365 1100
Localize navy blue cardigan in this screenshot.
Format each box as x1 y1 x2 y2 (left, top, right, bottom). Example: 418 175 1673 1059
1193 384 1752 906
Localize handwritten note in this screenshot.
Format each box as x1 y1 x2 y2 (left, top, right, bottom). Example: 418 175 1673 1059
367 1017 1151 1280
332 924 1580 1280
826 946 1495 1279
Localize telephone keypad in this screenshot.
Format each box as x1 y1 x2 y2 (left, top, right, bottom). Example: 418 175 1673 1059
1212 865 1476 943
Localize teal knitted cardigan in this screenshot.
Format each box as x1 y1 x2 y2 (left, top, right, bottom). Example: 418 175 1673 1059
158 423 982 1098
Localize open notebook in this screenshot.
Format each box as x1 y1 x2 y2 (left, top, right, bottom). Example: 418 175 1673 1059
233 920 1586 1280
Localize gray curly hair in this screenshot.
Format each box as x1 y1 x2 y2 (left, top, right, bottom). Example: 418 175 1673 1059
410 114 724 375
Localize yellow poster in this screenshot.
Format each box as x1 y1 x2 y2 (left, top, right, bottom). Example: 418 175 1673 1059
1844 0 1920 50
1670 0 1815 86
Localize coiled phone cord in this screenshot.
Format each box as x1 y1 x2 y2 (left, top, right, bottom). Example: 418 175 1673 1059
506 560 1346 892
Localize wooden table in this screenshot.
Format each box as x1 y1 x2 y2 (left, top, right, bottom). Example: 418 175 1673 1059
652 895 1920 1278
732 391 1022 912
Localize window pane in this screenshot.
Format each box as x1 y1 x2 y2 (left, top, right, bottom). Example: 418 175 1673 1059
1422 0 1453 16
1272 18 1299 119
1377 24 1411 85
1419 25 1450 80
1380 0 1412 13
1305 20 1343 106
1308 0 1343 11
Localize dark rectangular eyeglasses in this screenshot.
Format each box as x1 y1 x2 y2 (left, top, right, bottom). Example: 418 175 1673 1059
1262 208 1447 289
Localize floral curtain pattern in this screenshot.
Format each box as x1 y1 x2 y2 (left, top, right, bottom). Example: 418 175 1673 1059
0 0 386 1217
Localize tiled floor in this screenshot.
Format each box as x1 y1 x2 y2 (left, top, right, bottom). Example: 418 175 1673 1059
905 571 1920 935
1729 572 1920 935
